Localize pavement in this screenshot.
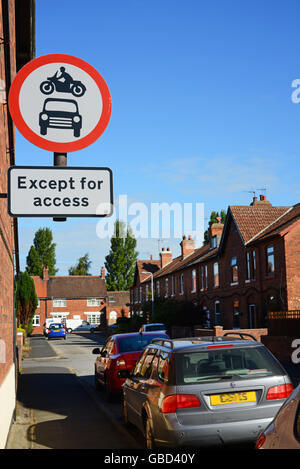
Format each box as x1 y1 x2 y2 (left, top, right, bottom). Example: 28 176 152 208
6 334 141 449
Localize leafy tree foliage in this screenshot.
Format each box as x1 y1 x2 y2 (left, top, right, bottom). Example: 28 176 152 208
105 221 138 291
26 228 58 276
15 271 38 336
203 209 227 245
69 253 92 275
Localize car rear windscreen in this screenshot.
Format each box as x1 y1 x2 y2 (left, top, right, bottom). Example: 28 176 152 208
118 334 166 353
175 346 284 384
146 325 166 331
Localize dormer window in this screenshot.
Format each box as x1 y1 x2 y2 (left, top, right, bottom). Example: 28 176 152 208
211 236 217 249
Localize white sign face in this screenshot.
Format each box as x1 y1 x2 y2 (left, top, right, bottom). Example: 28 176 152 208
8 167 113 218
9 54 112 153
19 63 103 143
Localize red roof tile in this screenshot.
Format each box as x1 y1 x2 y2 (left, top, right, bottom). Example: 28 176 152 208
229 205 291 244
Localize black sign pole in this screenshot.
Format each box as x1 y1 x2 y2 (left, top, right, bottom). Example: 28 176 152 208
53 152 67 222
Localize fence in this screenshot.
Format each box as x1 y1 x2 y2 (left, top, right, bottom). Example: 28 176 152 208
170 325 268 342
267 310 300 336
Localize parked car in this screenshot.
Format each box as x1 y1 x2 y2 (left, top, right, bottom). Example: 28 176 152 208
92 331 169 400
47 323 67 341
256 382 300 449
122 334 293 449
73 322 98 333
139 323 167 333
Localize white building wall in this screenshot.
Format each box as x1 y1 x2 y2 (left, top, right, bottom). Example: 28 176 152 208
0 364 15 449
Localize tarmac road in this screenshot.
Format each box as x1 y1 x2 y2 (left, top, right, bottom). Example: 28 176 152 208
7 332 143 449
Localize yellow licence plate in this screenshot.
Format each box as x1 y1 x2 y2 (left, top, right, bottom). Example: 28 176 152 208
54 330 60 332
210 391 256 406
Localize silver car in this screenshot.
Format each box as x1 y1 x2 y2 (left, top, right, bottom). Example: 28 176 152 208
256 382 300 449
122 335 293 448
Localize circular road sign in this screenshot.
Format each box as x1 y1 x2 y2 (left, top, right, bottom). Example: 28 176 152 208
9 54 112 152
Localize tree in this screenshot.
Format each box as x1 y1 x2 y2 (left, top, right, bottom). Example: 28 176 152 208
105 221 138 291
203 210 227 245
69 253 92 275
26 228 58 276
15 271 38 336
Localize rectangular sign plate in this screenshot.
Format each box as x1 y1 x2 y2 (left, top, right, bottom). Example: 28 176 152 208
8 166 113 217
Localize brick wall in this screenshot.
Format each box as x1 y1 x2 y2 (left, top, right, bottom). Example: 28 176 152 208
0 0 16 389
285 222 300 310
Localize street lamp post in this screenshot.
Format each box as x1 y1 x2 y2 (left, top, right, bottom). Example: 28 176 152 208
142 271 154 322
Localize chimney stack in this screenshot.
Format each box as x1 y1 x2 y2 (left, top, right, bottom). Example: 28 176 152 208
42 265 49 281
250 194 271 206
180 235 195 259
160 247 172 268
100 266 105 279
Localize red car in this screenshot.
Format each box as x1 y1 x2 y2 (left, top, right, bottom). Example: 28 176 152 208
93 331 169 399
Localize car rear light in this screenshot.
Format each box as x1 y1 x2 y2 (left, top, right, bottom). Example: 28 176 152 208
266 384 293 400
255 432 266 449
160 394 201 413
63 328 66 333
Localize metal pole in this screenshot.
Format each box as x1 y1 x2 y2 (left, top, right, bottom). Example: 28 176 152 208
151 273 154 322
53 152 67 222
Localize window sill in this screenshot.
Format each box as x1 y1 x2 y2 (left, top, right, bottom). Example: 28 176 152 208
230 282 239 286
191 289 197 294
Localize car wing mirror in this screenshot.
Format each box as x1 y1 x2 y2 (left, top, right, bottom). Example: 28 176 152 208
117 369 131 379
92 348 101 355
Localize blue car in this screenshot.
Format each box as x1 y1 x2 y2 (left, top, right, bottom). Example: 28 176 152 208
47 323 67 340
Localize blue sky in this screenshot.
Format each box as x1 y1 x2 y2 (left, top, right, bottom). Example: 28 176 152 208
16 0 300 274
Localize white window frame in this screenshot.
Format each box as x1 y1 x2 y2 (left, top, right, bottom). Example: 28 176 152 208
171 276 175 296
180 274 184 295
204 265 208 289
191 269 197 293
213 262 219 287
87 298 101 307
165 278 169 298
53 298 66 308
32 314 40 327
84 313 101 324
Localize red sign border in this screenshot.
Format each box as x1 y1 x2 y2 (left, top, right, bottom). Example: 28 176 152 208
8 54 112 152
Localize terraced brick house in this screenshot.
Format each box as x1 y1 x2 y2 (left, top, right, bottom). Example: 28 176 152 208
32 266 130 333
130 196 300 330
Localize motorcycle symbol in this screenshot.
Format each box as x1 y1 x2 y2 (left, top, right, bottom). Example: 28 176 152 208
40 67 86 97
